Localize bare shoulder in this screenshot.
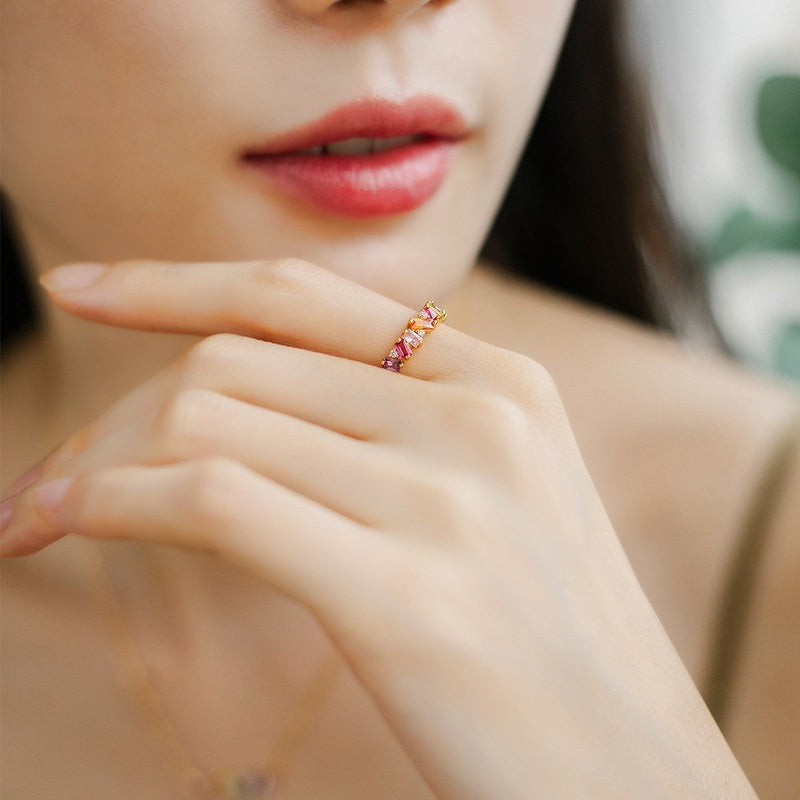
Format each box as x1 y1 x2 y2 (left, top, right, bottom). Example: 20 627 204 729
461 264 799 795
460 267 799 528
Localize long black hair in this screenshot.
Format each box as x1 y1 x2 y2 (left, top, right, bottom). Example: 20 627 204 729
1 0 710 352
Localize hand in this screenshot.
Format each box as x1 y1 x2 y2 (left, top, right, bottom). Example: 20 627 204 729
1 258 754 799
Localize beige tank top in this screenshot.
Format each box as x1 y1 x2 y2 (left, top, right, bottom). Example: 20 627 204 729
703 410 800 730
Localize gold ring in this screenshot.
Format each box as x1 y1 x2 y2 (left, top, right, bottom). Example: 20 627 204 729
380 301 447 373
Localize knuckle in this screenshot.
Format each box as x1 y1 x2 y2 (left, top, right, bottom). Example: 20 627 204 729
436 471 477 511
476 345 561 409
151 388 221 455
249 257 323 295
177 333 240 384
389 461 476 531
399 464 449 510
55 425 97 462
528 359 559 397
516 357 561 407
477 392 529 436
181 456 245 530
442 388 530 457
423 468 482 528
72 468 131 534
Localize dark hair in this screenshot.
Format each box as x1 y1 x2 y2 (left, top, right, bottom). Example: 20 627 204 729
1 190 39 350
1 0 710 353
479 0 708 332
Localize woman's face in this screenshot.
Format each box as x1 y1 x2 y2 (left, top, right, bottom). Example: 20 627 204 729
1 1 574 306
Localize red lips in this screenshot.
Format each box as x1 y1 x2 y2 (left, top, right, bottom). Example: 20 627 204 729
239 96 470 218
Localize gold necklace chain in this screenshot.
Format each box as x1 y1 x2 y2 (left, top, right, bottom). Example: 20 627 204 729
86 542 342 799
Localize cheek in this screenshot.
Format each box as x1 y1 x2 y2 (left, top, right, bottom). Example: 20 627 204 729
0 1 246 257
1 2 179 175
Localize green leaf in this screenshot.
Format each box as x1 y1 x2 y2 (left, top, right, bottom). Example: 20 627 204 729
758 74 800 177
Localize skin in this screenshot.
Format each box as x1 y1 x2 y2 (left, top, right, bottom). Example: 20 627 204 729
0 1 799 798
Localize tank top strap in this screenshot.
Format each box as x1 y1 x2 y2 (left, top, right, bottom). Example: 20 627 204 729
703 407 800 731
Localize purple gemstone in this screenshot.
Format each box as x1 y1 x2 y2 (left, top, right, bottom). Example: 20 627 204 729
381 357 402 372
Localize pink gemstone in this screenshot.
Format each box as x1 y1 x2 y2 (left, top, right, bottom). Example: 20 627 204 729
381 357 402 372
420 306 437 320
395 339 412 359
402 330 423 348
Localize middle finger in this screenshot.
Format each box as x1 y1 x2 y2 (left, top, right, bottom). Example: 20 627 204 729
49 333 485 467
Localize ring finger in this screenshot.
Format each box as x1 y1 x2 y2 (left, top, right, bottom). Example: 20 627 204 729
0 387 429 556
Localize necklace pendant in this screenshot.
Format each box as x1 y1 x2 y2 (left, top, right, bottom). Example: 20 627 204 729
214 769 278 800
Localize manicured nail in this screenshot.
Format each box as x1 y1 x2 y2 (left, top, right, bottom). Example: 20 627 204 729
0 498 15 532
39 263 107 292
34 477 74 517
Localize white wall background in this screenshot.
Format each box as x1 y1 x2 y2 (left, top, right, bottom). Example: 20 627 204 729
627 0 800 379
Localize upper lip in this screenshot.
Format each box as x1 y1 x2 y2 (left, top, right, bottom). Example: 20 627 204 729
242 95 471 156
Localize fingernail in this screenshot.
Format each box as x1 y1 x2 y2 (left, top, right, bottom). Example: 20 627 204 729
0 498 15 532
3 463 44 500
39 263 107 292
34 477 74 517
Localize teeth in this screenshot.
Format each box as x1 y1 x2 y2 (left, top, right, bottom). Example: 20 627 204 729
306 135 422 156
324 137 375 156
371 135 417 153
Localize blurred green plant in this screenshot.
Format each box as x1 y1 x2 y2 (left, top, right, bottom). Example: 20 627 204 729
705 73 800 381
708 74 800 263
774 321 800 377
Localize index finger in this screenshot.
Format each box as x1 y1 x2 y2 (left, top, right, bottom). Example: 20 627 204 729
39 258 494 384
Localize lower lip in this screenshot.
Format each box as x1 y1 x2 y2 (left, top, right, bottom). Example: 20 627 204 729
240 139 457 218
